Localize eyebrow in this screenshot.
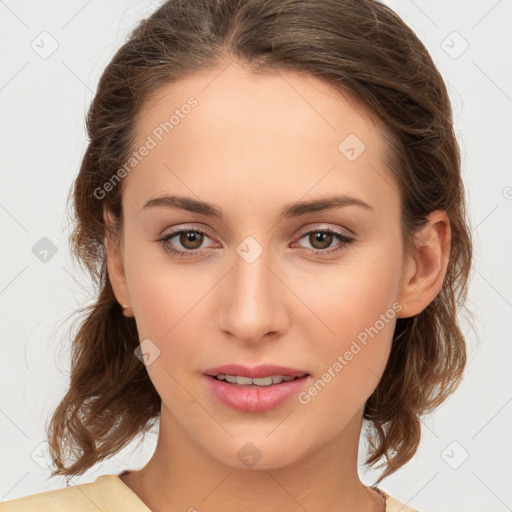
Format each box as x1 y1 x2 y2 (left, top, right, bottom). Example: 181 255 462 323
141 194 373 219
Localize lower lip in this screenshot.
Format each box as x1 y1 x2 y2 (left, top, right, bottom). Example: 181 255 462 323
204 374 310 413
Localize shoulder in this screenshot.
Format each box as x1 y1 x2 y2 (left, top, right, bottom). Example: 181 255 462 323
0 474 150 512
375 487 421 512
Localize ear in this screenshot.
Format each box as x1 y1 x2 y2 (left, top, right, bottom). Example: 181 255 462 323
396 210 451 319
103 206 132 316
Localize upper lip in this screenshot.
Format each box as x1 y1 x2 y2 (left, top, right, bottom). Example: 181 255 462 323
205 364 309 379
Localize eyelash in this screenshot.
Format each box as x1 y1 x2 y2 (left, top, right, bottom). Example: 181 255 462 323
156 226 355 258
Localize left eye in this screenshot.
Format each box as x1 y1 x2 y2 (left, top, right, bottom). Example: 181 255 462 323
158 229 213 256
294 229 354 254
157 227 354 258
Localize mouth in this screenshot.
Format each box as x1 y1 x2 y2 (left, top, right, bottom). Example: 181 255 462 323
203 367 311 412
204 363 310 386
207 373 309 388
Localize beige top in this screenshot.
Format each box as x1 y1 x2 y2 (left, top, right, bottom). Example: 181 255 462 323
0 474 420 511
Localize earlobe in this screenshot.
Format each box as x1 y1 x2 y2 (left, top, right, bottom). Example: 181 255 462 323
396 211 451 318
103 207 132 315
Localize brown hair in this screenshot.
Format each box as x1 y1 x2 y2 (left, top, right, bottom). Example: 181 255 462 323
47 0 472 484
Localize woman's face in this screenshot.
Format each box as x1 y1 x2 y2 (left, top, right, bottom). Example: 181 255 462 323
114 63 408 469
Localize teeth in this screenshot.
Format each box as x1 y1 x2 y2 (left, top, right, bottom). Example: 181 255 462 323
214 374 301 386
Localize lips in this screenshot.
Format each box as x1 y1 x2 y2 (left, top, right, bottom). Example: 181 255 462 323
204 363 309 379
203 363 311 412
203 373 311 412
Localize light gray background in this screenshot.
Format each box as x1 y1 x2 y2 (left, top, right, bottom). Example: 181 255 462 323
1 1 511 510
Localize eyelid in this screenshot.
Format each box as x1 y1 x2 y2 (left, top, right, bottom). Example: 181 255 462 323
294 222 355 238
159 223 216 241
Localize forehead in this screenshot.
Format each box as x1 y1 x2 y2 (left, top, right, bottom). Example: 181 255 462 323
135 64 382 149
123 63 397 217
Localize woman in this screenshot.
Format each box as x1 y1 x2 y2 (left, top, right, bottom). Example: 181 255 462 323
0 0 472 510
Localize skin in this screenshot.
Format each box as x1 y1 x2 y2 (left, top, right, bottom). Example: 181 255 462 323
105 61 450 512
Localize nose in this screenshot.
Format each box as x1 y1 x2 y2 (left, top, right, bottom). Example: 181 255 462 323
216 239 289 345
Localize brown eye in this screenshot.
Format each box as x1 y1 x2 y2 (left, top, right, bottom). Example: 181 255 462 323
308 231 334 250
157 228 214 257
178 231 204 250
294 227 355 257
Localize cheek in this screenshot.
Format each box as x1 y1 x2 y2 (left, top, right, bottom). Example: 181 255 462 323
296 249 402 412
125 263 208 415
128 267 208 359
307 246 403 341
124 231 200 333
297 304 396 433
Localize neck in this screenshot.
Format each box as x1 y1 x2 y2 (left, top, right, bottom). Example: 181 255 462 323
122 405 384 512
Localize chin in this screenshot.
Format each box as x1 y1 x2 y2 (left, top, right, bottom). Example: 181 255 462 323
205 434 310 471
